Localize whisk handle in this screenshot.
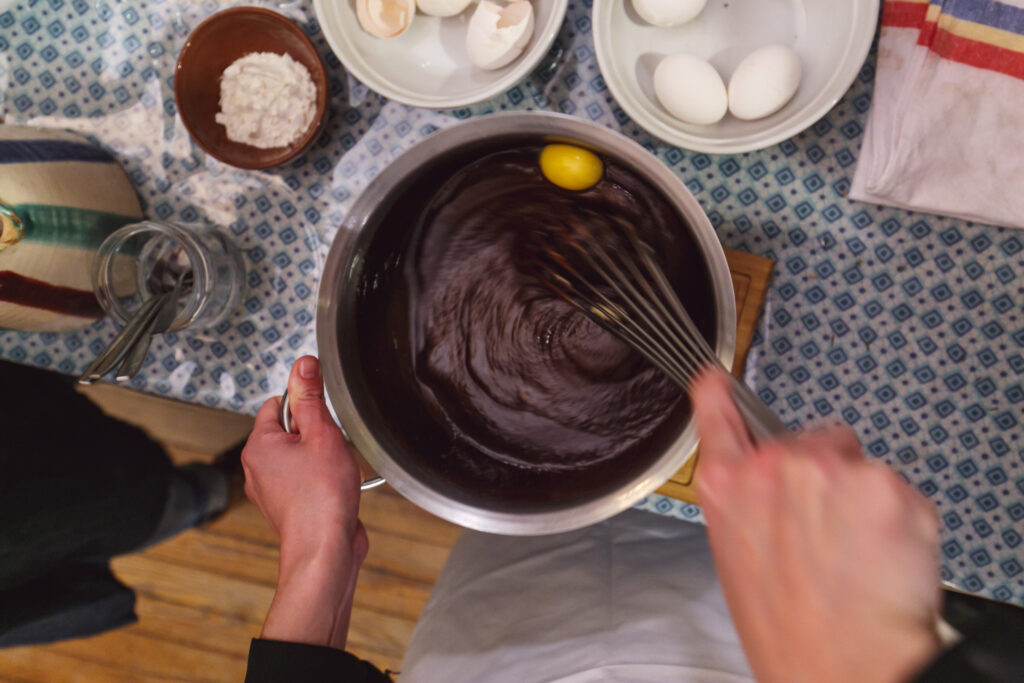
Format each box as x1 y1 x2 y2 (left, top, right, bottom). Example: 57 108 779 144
729 376 790 443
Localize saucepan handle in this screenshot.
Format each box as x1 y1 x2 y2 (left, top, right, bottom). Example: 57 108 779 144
279 390 387 491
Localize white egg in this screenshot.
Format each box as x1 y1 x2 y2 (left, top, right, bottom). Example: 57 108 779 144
466 0 534 71
417 0 472 18
728 45 802 120
631 0 705 27
357 0 416 37
653 53 727 126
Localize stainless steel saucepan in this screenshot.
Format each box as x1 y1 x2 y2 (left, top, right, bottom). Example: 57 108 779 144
312 112 736 535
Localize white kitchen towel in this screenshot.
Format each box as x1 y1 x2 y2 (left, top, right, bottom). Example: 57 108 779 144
850 0 1024 229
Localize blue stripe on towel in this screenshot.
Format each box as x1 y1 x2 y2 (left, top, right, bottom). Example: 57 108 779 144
943 0 1024 36
0 139 114 164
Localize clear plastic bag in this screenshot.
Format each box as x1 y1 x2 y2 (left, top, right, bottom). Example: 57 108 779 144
3 0 1023 603
0 0 571 411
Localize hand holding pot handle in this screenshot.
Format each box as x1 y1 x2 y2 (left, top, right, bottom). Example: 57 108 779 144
279 388 386 492
242 356 371 648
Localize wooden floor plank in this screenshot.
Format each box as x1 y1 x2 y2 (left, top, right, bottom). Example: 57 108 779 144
111 554 275 623
205 493 461 551
0 647 148 682
111 552 416 658
165 444 219 467
134 594 405 675
142 529 280 587
345 606 418 658
132 595 262 658
361 488 462 547
142 527 436 621
201 500 279 546
50 630 246 682
202 502 452 584
354 568 435 622
362 528 452 585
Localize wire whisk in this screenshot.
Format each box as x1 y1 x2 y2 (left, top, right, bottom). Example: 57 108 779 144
530 211 788 442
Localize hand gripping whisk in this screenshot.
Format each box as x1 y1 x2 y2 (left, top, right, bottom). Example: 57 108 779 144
533 213 975 638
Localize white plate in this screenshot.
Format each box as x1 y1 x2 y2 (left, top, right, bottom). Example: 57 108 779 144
593 0 879 153
314 0 568 109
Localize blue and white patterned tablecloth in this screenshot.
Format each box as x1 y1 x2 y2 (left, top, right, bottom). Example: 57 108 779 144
1 0 1022 604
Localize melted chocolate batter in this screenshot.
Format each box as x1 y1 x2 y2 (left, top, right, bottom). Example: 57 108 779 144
354 146 716 510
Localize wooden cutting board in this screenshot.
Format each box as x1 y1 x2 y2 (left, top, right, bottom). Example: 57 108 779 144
655 247 775 505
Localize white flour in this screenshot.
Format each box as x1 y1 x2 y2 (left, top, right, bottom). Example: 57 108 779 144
215 52 317 149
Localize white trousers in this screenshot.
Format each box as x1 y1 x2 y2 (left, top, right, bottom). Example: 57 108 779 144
401 510 754 682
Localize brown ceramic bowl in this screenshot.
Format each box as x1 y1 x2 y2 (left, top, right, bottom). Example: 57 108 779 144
174 8 329 170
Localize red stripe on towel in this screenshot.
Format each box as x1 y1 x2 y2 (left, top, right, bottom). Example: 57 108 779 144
0 271 104 318
919 18 940 46
883 1 929 28
930 27 1024 80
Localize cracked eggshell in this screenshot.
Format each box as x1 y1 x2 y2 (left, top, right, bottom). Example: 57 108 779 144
654 53 727 125
0 213 23 252
728 44 802 120
631 0 705 27
417 0 473 17
357 0 416 38
466 0 535 70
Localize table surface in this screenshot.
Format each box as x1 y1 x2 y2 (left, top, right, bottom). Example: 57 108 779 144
2 0 1022 604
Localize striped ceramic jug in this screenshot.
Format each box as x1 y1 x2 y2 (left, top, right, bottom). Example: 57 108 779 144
0 125 143 331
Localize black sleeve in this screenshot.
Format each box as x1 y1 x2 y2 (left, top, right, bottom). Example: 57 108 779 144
244 638 393 683
911 591 1024 683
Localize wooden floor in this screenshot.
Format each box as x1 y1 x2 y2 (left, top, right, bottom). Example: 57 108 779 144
0 385 460 681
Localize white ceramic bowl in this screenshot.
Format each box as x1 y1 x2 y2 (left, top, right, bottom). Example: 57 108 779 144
593 0 879 153
314 0 568 109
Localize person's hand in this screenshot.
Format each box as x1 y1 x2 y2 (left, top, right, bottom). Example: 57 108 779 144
693 369 942 683
242 355 368 649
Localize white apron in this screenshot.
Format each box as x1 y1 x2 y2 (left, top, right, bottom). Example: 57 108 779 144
401 509 754 683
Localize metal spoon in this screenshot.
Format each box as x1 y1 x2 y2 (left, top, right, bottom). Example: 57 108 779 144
78 294 168 385
114 296 173 382
114 270 192 382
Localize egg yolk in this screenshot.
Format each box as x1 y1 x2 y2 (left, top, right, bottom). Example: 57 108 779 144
539 144 603 191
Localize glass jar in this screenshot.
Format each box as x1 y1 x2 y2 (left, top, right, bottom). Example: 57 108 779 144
92 221 244 331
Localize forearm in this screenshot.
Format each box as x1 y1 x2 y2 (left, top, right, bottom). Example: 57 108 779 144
261 540 356 649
